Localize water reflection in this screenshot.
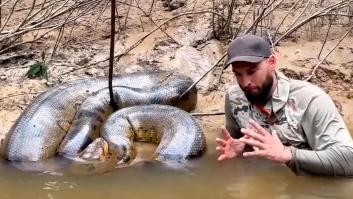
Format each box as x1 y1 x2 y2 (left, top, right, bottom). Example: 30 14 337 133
0 136 353 199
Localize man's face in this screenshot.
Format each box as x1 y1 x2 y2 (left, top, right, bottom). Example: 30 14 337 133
231 56 276 104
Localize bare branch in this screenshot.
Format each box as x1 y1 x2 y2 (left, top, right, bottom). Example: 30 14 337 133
123 0 133 28
305 25 353 81
57 10 226 76
282 0 312 36
191 111 225 116
233 0 256 39
179 52 227 99
0 0 12 7
0 0 21 33
274 0 352 44
148 0 155 16
0 92 40 101
318 20 332 59
244 0 277 34
273 0 302 41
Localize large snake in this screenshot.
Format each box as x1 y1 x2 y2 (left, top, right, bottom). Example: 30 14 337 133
102 105 206 163
1 71 206 162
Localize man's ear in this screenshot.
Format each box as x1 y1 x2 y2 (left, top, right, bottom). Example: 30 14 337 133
268 54 277 71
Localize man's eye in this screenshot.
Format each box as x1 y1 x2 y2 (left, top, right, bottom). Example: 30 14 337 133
248 70 256 75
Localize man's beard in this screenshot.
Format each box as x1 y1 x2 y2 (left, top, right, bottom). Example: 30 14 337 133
240 74 273 104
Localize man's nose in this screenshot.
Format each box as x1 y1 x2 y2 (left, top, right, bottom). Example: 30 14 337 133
240 76 252 87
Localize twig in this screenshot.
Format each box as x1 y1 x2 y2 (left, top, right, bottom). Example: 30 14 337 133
57 10 226 76
131 0 180 45
109 0 118 111
14 0 52 11
115 3 122 33
275 0 351 44
212 0 215 38
65 9 80 45
244 0 277 34
282 0 312 36
0 0 11 7
0 0 102 43
260 0 264 36
0 1 100 54
17 0 55 30
123 0 133 28
318 21 332 59
12 0 37 34
222 0 237 38
191 111 225 116
273 0 302 41
51 8 76 58
112 9 226 50
262 0 285 19
0 92 40 101
0 0 103 53
94 0 110 29
51 24 65 59
267 31 276 53
304 25 353 81
233 0 256 39
139 16 144 32
320 13 353 18
27 0 58 26
179 52 227 99
148 0 155 16
125 115 137 135
0 0 20 33
0 0 2 28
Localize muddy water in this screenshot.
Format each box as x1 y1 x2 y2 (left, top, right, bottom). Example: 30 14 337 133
1 132 353 199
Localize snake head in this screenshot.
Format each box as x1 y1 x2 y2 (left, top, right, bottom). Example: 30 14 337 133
111 144 136 164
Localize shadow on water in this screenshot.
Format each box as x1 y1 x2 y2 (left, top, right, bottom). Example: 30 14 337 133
1 134 353 199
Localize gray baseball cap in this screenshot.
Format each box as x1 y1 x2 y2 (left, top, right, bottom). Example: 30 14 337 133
225 34 272 68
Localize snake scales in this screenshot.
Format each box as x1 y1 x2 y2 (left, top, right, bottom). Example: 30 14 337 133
1 71 206 163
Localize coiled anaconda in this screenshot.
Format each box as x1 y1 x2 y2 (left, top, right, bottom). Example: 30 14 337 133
102 104 206 163
58 83 196 157
1 71 206 162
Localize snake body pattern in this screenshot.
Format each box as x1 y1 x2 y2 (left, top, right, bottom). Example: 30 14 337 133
1 71 206 162
102 105 206 163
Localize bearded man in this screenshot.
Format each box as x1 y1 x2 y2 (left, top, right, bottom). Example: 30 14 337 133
216 34 353 176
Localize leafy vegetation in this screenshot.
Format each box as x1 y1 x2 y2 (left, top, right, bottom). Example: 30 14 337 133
25 63 48 80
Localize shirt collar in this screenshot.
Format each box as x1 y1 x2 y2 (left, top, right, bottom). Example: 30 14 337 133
270 71 291 116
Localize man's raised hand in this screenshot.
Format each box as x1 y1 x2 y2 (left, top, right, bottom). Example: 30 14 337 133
216 127 246 161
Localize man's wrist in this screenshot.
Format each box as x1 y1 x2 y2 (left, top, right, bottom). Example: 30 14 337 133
281 146 293 164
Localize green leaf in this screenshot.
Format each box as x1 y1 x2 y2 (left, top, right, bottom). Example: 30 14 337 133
26 63 49 79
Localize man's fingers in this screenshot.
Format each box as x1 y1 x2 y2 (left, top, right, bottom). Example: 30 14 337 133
253 146 260 151
221 127 231 139
249 119 268 136
243 150 267 157
215 146 225 153
272 130 280 140
241 128 265 142
239 137 266 149
217 154 227 161
216 138 227 147
243 134 251 139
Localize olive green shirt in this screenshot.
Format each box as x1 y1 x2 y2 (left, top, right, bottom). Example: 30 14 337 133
225 72 353 176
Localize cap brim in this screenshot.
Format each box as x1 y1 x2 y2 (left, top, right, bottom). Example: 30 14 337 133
224 56 265 69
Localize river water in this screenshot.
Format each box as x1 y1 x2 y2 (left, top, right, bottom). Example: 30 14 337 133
1 128 353 199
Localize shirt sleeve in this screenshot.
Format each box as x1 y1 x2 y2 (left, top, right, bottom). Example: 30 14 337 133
225 92 242 139
287 93 353 176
